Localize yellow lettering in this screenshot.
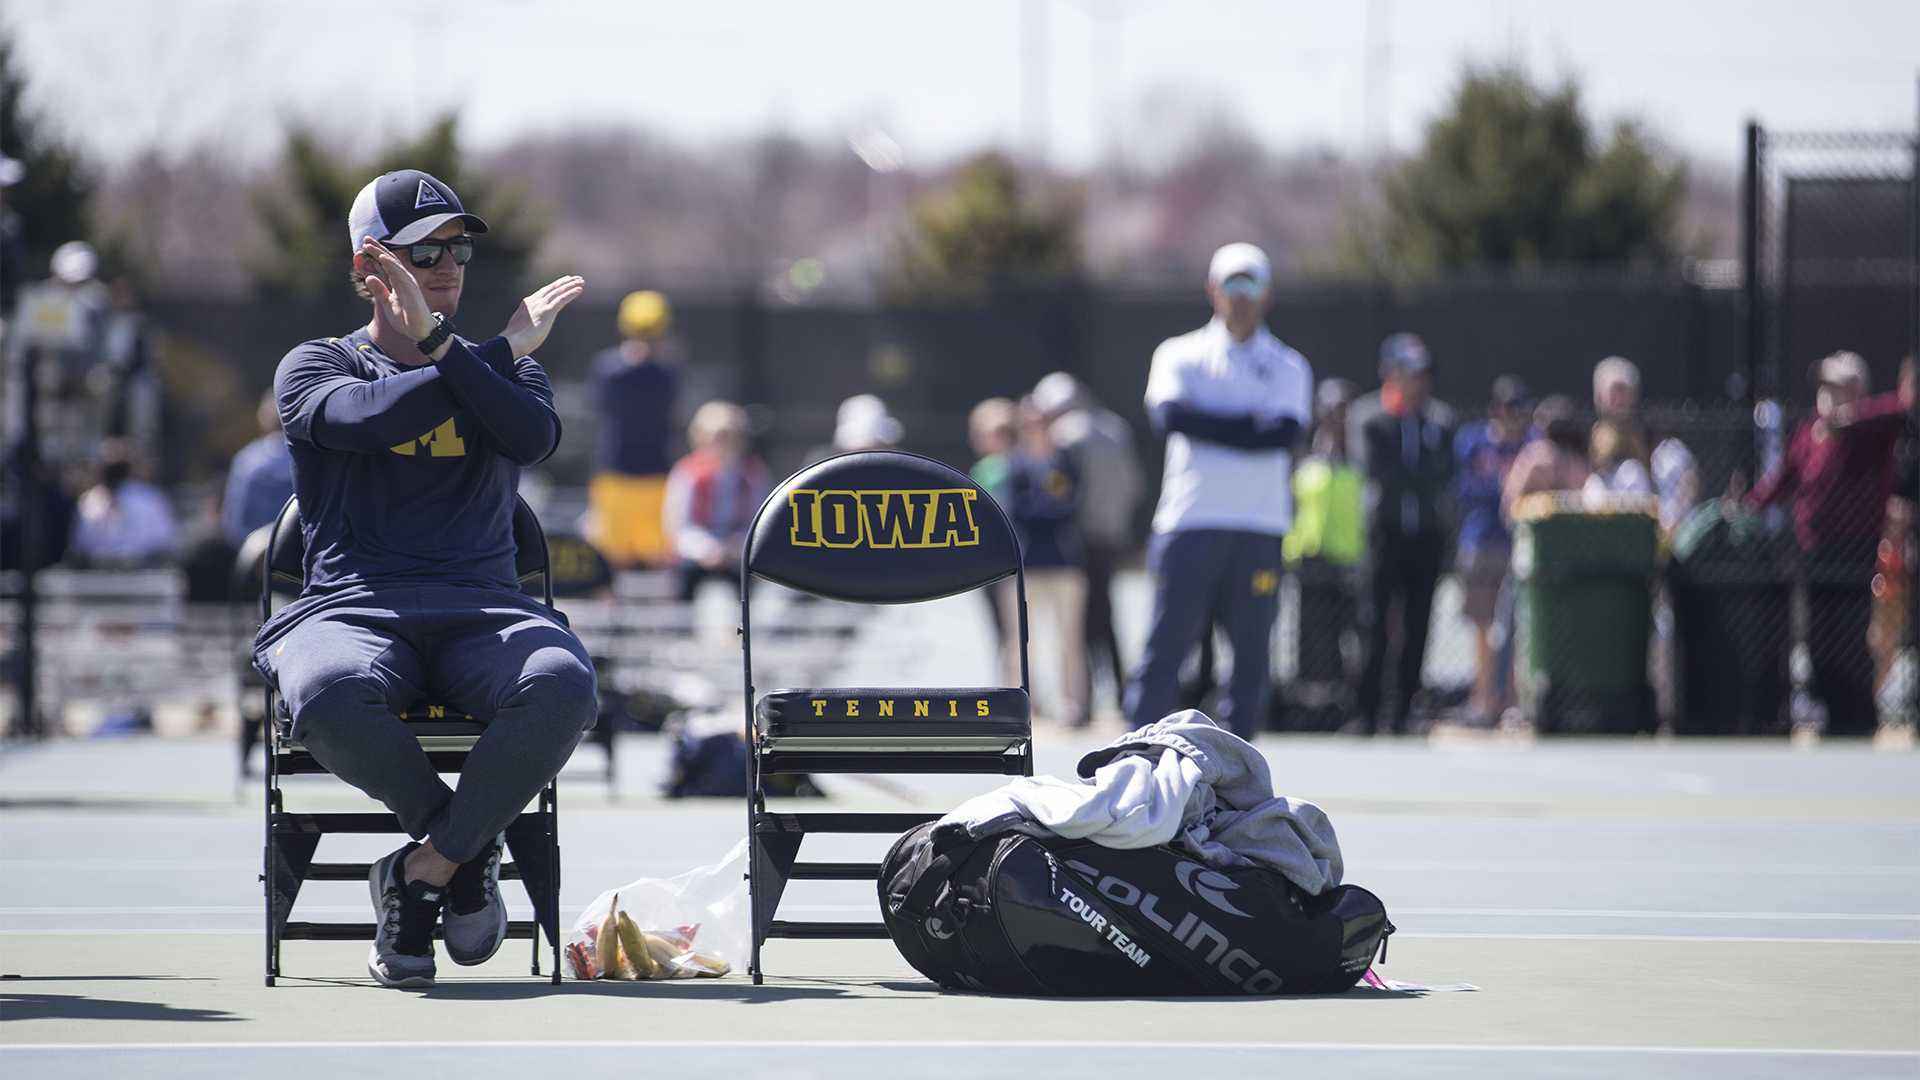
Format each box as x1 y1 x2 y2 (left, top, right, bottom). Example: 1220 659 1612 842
878 700 894 717
390 439 417 456
928 490 981 548
947 699 958 717
817 491 864 548
789 490 822 547
427 704 445 719
845 699 860 717
977 699 990 717
811 699 826 717
913 700 930 717
783 488 981 549
859 490 936 548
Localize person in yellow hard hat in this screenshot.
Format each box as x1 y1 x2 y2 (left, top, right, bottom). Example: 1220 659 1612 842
586 290 679 567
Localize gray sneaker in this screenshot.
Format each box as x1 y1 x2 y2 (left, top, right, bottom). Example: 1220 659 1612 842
444 835 507 966
367 843 444 988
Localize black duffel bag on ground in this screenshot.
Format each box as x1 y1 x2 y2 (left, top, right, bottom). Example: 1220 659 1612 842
878 821 1393 996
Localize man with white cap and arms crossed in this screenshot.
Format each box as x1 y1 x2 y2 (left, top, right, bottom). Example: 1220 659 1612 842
1125 242 1311 739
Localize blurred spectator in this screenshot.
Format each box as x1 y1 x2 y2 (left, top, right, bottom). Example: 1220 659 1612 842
1031 371 1143 718
99 278 162 457
968 397 1018 501
70 439 177 567
221 390 295 547
1503 395 1593 518
587 290 680 568
1347 336 1457 475
1353 333 1455 735
0 155 24 321
43 241 112 376
1594 355 1697 530
1584 419 1653 498
1282 378 1365 722
1001 398 1088 727
833 393 903 453
0 446 74 572
1746 351 1908 735
1126 242 1311 740
663 400 767 603
1870 356 1916 687
968 397 1020 649
1453 375 1531 725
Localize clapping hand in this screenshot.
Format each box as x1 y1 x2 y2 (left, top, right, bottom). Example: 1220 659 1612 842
503 275 587 358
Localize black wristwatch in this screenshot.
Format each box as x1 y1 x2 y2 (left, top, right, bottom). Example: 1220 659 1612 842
416 313 455 356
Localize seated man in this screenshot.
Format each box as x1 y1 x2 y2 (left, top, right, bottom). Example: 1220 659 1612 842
254 169 597 988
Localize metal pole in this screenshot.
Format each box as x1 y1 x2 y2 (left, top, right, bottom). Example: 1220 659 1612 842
1742 120 1764 406
9 342 41 738
1905 92 1919 722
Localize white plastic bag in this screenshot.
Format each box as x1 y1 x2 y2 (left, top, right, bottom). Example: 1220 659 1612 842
566 840 748 980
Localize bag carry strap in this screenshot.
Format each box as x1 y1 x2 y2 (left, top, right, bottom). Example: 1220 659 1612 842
886 822 976 918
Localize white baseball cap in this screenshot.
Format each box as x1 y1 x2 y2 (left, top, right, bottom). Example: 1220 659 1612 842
1206 242 1272 291
1031 371 1082 416
51 241 97 285
834 394 903 450
1818 350 1869 390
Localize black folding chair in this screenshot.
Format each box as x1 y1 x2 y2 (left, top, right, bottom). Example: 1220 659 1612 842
260 496 564 986
543 531 619 791
741 450 1032 984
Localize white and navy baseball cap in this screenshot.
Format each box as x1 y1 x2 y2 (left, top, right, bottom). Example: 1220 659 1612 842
347 169 489 253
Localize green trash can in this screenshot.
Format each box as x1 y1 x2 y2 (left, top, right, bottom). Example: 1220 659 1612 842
1512 494 1659 734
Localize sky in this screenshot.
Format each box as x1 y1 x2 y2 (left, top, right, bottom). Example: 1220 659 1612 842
4 0 1917 171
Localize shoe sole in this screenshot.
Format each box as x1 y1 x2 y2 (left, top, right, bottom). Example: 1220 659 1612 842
367 945 435 988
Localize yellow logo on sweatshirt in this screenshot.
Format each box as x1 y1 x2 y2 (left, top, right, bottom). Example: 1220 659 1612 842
390 418 466 458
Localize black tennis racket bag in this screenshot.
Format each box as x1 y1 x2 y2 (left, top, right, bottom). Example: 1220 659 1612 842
879 821 1393 996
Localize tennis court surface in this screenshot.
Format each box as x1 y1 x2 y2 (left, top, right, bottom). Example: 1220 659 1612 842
3 731 1916 1079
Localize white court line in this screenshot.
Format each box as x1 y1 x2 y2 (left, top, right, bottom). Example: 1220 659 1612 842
0 1041 1914 1058
1390 908 1920 922
2 929 1914 946
5 904 1919 921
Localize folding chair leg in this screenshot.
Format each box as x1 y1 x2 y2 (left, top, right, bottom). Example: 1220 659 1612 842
748 827 802 985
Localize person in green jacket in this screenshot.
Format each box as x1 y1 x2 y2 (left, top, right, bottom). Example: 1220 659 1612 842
1283 380 1365 722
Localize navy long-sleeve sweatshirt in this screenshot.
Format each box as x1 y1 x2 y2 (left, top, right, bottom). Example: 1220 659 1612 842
270 327 560 596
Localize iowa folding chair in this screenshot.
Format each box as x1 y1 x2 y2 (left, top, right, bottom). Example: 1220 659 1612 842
260 496 564 985
740 450 1032 983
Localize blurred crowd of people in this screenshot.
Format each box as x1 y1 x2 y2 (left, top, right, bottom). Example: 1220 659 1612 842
4 181 1912 742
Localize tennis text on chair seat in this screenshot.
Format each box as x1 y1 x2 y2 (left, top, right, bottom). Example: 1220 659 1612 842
787 488 981 550
810 695 994 719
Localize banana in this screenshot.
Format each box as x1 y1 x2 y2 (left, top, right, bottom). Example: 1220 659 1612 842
640 930 679 972
616 910 659 979
596 896 625 980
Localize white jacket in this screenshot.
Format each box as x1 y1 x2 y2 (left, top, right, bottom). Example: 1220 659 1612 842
939 710 1343 895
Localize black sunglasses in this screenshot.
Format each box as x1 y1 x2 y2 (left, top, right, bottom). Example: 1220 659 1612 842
384 235 474 269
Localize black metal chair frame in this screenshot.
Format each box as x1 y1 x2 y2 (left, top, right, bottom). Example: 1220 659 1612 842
260 496 563 986
740 451 1033 984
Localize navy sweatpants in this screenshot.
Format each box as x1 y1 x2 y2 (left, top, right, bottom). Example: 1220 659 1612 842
1123 528 1284 739
255 585 598 863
